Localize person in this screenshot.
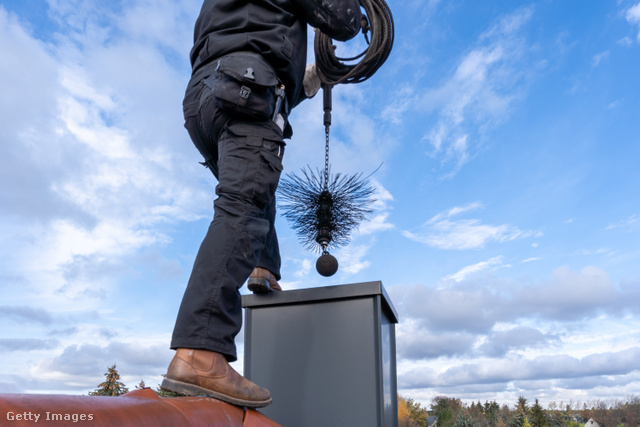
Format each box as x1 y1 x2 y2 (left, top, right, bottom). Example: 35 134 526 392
162 0 362 408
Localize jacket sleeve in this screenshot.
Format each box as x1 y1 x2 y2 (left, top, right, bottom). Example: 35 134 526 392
293 0 362 41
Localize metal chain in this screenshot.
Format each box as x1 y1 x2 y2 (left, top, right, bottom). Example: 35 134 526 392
324 126 330 190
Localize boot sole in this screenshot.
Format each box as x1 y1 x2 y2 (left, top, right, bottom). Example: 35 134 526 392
160 378 272 408
247 278 272 293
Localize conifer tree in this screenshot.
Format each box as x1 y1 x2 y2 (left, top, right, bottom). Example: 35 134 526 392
517 396 529 415
509 407 527 427
484 400 501 426
453 409 474 427
530 399 547 427
89 363 128 396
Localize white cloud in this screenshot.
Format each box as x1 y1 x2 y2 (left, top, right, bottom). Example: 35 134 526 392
0 306 55 325
438 348 640 387
478 326 560 357
397 319 477 360
403 203 534 250
389 265 640 359
391 281 505 336
480 6 534 40
389 270 640 412
607 99 622 109
30 338 173 392
383 6 536 177
336 243 372 275
626 2 640 41
381 84 416 125
358 179 394 235
0 338 59 352
619 36 634 46
58 93 135 159
517 265 626 320
446 256 505 282
0 1 213 312
114 0 197 55
606 214 639 230
397 346 640 406
359 212 394 235
592 50 610 67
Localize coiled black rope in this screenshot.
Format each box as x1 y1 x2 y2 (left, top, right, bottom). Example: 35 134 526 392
314 0 394 85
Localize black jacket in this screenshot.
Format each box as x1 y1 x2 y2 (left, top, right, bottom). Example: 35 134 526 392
189 0 361 108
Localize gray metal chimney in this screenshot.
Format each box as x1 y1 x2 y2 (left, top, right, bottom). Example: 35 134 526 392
242 281 399 427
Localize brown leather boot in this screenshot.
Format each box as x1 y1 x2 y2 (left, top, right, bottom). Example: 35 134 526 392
247 267 282 293
161 348 272 408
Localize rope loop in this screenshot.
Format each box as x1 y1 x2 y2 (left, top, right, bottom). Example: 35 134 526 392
314 0 394 86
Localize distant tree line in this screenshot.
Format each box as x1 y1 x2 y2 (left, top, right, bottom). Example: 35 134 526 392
88 366 639 426
398 394 640 427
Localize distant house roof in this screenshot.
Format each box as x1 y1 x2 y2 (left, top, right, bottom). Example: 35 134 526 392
427 415 437 426
586 418 599 427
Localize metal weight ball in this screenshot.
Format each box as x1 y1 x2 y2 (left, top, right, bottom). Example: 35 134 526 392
316 253 339 277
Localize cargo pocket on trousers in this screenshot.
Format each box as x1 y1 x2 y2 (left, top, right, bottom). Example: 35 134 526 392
224 122 284 206
216 132 249 197
255 141 284 206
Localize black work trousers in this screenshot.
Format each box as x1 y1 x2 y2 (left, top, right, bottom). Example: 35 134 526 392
171 70 285 362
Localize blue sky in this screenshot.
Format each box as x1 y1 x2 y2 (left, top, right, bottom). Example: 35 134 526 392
1 0 639 408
